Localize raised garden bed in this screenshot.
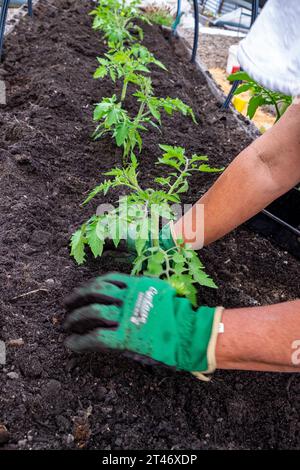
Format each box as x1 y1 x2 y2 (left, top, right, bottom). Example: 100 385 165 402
0 0 299 450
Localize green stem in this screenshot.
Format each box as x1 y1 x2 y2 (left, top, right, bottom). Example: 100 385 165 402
274 101 281 122
142 110 151 118
125 173 142 192
123 100 146 161
121 79 128 102
150 206 160 248
167 158 189 195
162 252 171 280
265 88 281 122
135 100 146 124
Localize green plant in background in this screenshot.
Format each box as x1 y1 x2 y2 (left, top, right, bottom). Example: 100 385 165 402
93 75 196 162
90 0 150 49
142 4 174 27
71 146 222 305
228 71 292 122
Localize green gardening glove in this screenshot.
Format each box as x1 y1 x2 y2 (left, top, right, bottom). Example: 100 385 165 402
126 222 177 254
64 273 223 378
102 222 176 259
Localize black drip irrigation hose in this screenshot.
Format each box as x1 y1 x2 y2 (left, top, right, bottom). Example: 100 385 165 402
262 209 300 238
0 0 10 59
0 1 33 60
172 0 199 64
28 0 33 17
250 0 259 26
191 0 199 63
222 78 241 108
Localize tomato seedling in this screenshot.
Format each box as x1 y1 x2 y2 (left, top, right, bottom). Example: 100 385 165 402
93 76 196 162
71 146 222 304
90 0 150 49
94 43 167 102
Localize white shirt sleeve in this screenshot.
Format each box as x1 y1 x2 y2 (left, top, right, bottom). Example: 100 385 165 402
237 0 300 97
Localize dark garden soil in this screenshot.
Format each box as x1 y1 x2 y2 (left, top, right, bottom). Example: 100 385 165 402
0 0 299 450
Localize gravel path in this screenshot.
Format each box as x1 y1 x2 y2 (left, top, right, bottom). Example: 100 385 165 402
180 28 240 69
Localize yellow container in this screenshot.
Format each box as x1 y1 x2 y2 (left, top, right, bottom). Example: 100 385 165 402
232 96 247 113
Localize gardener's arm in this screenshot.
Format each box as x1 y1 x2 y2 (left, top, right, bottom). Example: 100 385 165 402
173 103 300 248
217 299 300 372
64 274 300 375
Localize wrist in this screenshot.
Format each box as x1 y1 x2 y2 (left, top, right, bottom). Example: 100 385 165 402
215 307 259 371
192 306 224 379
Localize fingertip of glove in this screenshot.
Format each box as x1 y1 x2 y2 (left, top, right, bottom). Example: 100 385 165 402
64 292 123 311
64 334 79 353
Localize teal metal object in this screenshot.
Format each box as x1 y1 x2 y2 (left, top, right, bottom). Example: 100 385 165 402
172 0 182 32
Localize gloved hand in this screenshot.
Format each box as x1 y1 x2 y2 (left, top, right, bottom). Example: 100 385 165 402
64 273 223 379
103 222 177 256
126 222 177 254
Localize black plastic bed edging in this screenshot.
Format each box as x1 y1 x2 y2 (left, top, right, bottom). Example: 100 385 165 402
246 187 300 260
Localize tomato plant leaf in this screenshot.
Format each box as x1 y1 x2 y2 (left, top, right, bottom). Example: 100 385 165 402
70 228 86 265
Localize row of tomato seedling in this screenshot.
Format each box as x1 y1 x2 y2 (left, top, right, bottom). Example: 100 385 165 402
70 0 222 304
